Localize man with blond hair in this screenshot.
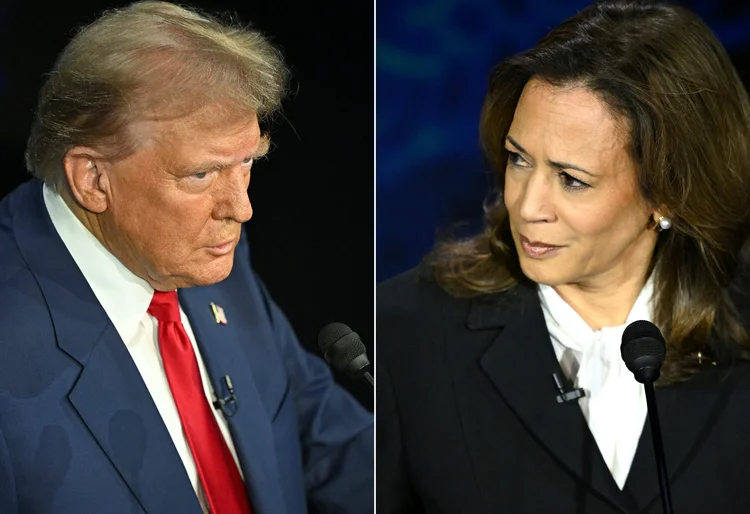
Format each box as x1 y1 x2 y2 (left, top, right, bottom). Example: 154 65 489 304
0 2 373 513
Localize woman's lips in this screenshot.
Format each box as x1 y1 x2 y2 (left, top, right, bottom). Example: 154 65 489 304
519 235 564 258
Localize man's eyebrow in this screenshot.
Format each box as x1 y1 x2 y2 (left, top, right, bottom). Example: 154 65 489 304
186 135 271 173
505 135 596 177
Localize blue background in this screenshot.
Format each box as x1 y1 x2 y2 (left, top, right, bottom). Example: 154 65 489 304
376 0 750 282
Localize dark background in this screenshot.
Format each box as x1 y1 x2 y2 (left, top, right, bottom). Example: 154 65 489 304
0 1 373 410
377 0 750 283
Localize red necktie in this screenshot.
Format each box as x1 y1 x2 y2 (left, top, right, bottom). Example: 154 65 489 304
148 291 252 514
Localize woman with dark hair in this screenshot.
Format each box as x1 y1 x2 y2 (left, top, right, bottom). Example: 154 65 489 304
377 1 750 512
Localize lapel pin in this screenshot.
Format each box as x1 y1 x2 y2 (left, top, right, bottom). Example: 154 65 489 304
210 302 228 324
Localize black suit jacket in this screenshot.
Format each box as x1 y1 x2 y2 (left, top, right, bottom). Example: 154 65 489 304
377 266 750 514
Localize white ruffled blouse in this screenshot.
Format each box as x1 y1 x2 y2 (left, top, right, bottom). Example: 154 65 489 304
538 277 654 489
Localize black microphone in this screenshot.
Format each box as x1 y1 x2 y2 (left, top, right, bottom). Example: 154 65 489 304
621 320 673 514
318 322 373 388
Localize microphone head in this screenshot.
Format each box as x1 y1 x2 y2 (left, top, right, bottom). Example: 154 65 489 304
621 320 666 383
318 322 371 378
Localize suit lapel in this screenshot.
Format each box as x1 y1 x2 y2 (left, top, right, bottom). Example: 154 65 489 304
179 285 288 514
67 323 203 514
623 365 732 511
472 284 632 512
12 180 201 514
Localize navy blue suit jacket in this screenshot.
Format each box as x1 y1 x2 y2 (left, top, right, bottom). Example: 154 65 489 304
0 179 373 514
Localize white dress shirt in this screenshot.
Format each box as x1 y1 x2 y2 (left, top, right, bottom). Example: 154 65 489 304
538 278 654 489
43 184 242 513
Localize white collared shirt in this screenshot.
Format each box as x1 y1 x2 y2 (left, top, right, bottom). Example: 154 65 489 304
538 278 653 489
43 184 242 513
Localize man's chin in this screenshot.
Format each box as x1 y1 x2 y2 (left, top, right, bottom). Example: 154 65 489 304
174 261 235 289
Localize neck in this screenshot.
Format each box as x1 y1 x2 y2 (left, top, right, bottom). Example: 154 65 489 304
61 194 174 291
553 272 649 331
551 224 658 330
62 193 106 247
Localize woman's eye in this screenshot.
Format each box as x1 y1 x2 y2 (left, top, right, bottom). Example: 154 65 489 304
559 171 590 191
507 151 530 168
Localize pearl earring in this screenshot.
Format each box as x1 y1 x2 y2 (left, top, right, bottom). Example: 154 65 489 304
657 216 672 231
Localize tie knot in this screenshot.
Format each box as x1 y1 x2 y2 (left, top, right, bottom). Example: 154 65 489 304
148 290 181 322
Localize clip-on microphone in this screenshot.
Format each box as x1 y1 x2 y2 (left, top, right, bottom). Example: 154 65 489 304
552 372 586 404
212 374 238 418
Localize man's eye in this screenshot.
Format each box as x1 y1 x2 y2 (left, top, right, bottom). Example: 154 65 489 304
194 172 208 179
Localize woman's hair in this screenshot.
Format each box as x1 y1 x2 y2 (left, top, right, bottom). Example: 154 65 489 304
25 0 289 195
431 0 750 383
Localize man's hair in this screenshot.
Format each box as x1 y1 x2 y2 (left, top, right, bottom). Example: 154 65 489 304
431 0 750 383
25 0 288 193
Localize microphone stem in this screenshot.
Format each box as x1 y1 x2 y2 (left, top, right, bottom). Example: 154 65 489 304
644 380 674 514
364 371 374 387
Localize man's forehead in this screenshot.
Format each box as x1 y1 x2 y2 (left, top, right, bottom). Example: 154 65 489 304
133 109 261 152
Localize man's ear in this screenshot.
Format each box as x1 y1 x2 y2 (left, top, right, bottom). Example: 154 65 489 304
63 147 110 214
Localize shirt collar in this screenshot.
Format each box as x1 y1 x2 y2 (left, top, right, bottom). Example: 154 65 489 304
43 183 155 344
538 274 655 353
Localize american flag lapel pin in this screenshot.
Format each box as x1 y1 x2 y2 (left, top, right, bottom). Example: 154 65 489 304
210 302 228 324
